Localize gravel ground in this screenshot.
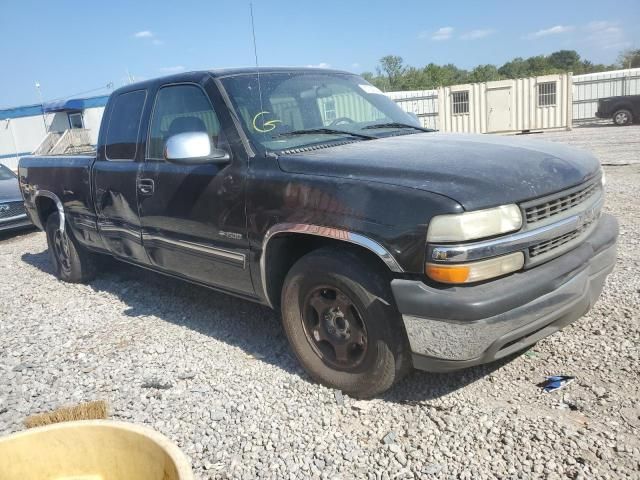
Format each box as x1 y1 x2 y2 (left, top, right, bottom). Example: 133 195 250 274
538 124 640 166
1 132 639 479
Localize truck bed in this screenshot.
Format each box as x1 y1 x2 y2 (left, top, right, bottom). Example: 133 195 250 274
18 155 96 231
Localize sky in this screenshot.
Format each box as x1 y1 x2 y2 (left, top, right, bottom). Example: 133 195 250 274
1 0 639 108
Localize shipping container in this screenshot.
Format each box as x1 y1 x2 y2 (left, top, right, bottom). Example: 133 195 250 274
437 73 572 134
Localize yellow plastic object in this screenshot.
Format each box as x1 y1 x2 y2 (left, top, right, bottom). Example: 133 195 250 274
0 420 193 480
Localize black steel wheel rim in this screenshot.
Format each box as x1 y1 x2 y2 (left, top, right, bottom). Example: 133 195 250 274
53 230 71 272
302 286 368 371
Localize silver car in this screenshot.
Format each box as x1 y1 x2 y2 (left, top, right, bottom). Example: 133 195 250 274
0 164 31 233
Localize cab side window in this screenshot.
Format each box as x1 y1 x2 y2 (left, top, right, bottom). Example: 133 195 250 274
148 84 222 160
105 90 147 161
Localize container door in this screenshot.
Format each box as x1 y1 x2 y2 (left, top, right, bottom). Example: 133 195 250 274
487 87 512 133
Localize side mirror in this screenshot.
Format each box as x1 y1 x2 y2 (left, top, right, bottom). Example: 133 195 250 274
164 131 230 165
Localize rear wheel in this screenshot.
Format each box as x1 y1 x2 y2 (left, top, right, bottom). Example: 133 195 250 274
281 247 410 398
613 109 632 126
45 212 96 283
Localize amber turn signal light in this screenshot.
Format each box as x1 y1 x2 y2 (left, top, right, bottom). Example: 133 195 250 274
426 252 524 284
425 264 470 283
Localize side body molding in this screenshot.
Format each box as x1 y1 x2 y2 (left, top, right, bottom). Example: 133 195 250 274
260 223 404 308
34 190 65 232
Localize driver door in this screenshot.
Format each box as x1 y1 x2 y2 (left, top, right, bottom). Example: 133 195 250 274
138 82 253 295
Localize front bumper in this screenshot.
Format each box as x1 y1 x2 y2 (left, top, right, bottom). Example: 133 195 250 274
0 214 32 233
391 213 618 372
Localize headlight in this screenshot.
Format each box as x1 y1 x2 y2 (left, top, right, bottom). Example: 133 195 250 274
427 204 522 242
426 252 524 284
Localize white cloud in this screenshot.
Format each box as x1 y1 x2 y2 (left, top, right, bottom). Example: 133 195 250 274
134 30 153 38
429 27 454 41
133 30 165 46
527 25 574 38
306 62 331 68
351 62 361 69
460 29 495 40
586 20 616 31
159 66 186 73
584 20 629 50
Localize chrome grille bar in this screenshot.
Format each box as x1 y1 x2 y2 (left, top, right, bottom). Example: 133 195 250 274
524 180 600 224
529 220 594 257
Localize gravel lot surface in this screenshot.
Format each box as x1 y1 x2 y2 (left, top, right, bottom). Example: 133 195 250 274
540 124 640 166
1 130 639 479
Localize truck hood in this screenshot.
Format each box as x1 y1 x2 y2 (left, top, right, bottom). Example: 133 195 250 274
276 132 601 211
0 177 21 201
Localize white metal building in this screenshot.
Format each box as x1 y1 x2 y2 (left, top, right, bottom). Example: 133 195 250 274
0 95 108 170
386 89 439 130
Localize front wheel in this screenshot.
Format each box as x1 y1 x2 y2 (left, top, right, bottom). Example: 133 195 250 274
45 212 96 283
281 248 410 398
613 109 632 126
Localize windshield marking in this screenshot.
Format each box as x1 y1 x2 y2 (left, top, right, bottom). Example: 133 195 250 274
252 111 282 132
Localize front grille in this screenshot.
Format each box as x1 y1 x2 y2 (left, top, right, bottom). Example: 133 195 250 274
529 219 594 258
525 181 599 224
0 200 25 220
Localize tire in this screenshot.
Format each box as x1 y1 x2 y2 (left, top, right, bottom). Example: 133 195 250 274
613 109 633 126
281 247 411 398
45 212 96 283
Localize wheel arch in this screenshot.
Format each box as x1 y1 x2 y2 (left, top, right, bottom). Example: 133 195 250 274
34 190 65 232
260 223 403 309
612 104 634 121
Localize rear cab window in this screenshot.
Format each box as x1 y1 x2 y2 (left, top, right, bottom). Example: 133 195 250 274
105 90 147 161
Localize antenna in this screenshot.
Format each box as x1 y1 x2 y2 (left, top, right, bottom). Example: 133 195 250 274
249 2 266 137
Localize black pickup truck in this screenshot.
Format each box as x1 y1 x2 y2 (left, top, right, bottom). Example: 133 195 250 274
595 94 640 125
19 68 618 397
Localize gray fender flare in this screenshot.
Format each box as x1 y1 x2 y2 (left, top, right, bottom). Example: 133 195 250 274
260 223 404 308
34 190 65 232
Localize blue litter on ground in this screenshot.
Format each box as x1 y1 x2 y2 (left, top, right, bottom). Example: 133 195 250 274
538 375 575 393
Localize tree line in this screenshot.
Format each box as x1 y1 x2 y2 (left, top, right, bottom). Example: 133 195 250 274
361 49 640 91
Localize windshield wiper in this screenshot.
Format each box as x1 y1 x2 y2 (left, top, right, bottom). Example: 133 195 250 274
272 128 376 140
362 122 435 133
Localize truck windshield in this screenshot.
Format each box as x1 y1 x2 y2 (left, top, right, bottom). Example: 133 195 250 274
220 72 423 151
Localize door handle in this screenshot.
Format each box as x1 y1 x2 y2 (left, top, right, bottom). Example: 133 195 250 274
137 178 155 196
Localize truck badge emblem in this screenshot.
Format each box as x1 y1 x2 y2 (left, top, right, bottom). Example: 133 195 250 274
0 204 9 212
578 207 598 228
219 230 243 240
